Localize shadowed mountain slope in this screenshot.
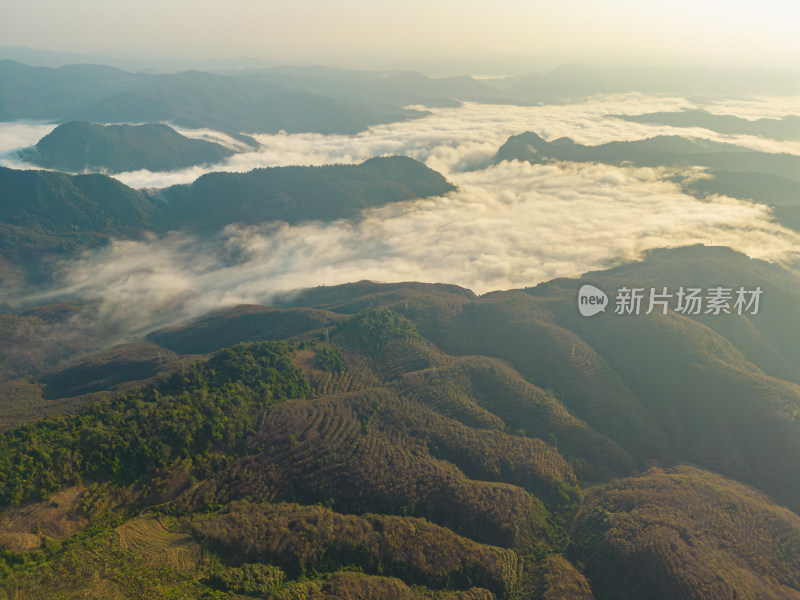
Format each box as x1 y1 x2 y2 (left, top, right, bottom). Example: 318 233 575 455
18 121 236 173
494 131 800 182
0 156 453 283
615 109 800 141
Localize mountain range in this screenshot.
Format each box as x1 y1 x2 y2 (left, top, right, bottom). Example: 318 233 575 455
495 131 800 231
1 245 799 599
3 60 799 137
615 109 800 142
0 156 454 285
0 60 427 135
1 56 799 600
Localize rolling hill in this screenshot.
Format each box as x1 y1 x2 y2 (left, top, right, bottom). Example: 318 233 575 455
0 166 160 282
1 245 799 599
572 465 800 600
0 156 454 283
17 121 236 173
158 155 456 231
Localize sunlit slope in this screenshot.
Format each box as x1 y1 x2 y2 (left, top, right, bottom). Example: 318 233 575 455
572 466 800 600
278 246 800 510
281 281 670 469
21 245 793 512
559 245 800 383
182 387 558 549
1 329 595 598
397 357 634 478
192 501 523 597
539 248 800 511
3 259 800 597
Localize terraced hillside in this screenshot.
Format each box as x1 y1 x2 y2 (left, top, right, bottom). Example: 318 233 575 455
571 466 800 600
116 516 201 572
1 245 799 599
279 247 800 512
0 326 593 598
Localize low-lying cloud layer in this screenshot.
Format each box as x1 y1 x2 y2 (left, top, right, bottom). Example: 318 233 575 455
3 94 798 188
0 121 57 169
17 159 800 335
1 94 799 337
0 93 800 188
105 95 800 189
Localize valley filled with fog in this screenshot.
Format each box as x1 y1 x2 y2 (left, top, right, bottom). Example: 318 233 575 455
2 93 799 335
1 21 800 593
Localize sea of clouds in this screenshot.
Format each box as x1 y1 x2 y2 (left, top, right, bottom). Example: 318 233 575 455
3 94 800 188
1 93 799 334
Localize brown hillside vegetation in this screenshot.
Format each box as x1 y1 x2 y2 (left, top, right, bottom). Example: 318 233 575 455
572 466 800 600
191 501 521 597
274 247 800 512
256 571 498 600
181 390 553 549
398 356 636 479
2 245 799 599
0 486 87 552
116 516 201 572
552 302 800 511
540 555 595 600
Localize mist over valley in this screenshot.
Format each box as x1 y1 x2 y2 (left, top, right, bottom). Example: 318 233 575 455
1 3 799 597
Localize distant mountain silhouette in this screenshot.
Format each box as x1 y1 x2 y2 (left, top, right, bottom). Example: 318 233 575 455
0 60 426 134
615 109 800 141
4 59 799 134
505 64 800 101
495 131 799 180
495 132 800 231
18 121 236 173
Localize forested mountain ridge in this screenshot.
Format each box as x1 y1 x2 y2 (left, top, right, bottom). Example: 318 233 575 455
158 155 456 231
17 121 237 173
494 131 800 181
0 157 455 284
1 245 799 599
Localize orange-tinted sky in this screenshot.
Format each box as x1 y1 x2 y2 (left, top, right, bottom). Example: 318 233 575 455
1 0 798 73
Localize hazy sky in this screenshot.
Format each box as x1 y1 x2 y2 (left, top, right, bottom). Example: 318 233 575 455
2 0 799 73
